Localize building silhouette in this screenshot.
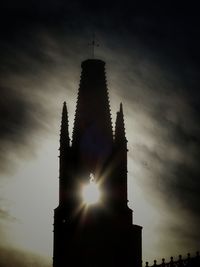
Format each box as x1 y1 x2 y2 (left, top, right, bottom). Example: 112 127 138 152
53 59 142 267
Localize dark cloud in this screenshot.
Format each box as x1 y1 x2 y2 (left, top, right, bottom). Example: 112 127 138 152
0 25 80 174
128 75 200 253
0 208 16 221
0 83 48 173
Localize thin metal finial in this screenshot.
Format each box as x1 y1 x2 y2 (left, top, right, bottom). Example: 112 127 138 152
88 33 99 59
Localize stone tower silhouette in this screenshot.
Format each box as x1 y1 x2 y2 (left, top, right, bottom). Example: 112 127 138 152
53 59 142 267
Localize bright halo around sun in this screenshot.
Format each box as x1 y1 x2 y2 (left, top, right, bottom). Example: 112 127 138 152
82 173 101 206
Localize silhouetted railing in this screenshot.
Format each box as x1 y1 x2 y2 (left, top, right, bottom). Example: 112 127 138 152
145 252 199 267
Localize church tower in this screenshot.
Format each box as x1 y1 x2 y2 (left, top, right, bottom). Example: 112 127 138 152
53 59 142 267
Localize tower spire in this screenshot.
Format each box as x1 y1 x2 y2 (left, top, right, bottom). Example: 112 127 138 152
72 59 113 172
114 102 128 207
59 102 70 205
115 102 127 145
60 101 70 150
53 60 142 267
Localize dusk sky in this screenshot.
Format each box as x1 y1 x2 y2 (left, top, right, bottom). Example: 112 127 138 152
0 1 200 266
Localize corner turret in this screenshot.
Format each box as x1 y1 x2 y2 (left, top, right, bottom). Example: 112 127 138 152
115 103 127 147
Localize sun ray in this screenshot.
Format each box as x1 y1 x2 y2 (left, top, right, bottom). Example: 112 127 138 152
81 173 101 206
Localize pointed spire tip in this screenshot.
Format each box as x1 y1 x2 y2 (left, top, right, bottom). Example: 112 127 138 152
62 102 67 112
62 101 68 117
120 102 123 113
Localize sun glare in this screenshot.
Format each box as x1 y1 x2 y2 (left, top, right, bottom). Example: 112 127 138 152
82 174 101 206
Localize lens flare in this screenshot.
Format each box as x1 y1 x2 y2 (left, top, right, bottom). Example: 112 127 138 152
82 174 101 206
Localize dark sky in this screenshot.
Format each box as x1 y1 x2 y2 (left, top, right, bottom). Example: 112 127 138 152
0 1 200 266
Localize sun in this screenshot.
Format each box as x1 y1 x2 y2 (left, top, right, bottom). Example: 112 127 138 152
82 173 101 206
